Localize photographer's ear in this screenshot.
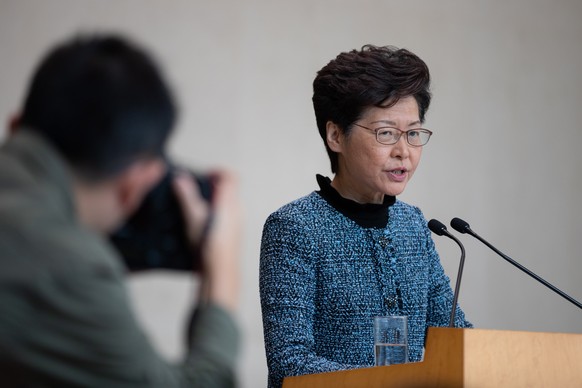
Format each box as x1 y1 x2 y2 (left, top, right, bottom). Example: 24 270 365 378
7 112 22 136
116 158 165 217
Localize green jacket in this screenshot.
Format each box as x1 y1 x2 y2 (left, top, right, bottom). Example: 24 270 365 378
0 130 240 387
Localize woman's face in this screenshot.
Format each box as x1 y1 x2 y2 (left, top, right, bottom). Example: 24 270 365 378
327 96 424 204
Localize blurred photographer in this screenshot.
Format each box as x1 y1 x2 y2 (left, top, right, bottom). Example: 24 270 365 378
0 33 241 387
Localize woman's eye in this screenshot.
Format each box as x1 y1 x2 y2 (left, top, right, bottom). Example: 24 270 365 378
377 129 394 137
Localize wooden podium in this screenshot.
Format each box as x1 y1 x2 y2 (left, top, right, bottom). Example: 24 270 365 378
282 327 582 387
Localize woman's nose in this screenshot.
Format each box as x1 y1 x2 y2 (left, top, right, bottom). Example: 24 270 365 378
390 134 410 159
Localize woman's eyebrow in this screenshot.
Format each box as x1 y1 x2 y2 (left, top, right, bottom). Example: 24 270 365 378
370 119 422 127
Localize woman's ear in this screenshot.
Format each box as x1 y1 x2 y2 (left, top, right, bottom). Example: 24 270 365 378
325 121 343 153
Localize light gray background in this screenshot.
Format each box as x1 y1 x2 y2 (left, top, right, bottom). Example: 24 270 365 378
1 1 581 387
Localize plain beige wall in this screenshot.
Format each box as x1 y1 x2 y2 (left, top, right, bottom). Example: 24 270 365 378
1 1 581 387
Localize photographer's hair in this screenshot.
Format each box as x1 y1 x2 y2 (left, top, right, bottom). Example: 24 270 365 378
312 45 432 173
19 34 177 181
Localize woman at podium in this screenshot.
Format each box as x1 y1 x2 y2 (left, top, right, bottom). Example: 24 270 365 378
259 44 472 388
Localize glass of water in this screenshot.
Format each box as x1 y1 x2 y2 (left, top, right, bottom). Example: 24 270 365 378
373 315 408 366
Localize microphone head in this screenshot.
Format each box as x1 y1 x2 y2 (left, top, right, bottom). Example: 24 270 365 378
428 219 448 236
450 217 471 234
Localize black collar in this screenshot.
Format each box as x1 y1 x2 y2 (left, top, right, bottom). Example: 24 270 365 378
315 174 395 228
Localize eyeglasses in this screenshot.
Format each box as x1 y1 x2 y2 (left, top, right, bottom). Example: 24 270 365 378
353 123 433 147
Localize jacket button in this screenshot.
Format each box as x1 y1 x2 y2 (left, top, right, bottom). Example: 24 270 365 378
385 295 398 309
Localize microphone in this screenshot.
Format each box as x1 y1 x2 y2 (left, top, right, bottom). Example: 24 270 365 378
428 219 467 327
450 217 582 310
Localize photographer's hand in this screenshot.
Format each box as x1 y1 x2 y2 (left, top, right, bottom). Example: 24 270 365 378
172 170 241 313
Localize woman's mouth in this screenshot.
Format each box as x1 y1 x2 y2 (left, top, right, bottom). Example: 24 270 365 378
387 168 408 182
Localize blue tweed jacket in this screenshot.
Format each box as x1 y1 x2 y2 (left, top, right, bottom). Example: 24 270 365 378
259 182 472 388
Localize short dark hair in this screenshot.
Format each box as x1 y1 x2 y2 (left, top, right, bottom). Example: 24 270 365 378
312 45 431 173
20 34 177 180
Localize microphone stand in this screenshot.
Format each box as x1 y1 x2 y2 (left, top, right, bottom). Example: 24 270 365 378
451 217 582 310
428 219 467 327
448 234 466 327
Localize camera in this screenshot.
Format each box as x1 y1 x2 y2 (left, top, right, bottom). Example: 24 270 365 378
109 165 213 272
